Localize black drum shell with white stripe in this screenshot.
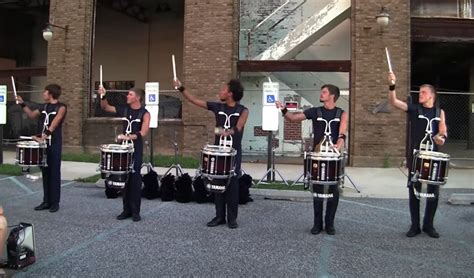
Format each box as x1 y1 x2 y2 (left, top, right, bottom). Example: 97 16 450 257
411 150 449 185
16 140 47 167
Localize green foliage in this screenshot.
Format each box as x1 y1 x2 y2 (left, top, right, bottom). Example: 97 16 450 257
0 164 23 176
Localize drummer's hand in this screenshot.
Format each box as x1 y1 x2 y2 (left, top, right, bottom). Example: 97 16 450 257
117 134 128 141
335 139 344 151
173 79 182 89
31 135 45 143
275 100 285 110
98 85 106 98
434 134 445 146
16 95 24 104
388 72 396 85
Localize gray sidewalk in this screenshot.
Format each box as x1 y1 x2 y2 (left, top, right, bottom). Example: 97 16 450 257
2 151 473 199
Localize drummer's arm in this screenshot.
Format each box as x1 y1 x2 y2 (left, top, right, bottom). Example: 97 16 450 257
434 110 448 146
45 106 67 135
98 86 117 114
221 109 248 137
17 96 40 119
276 100 306 122
387 72 408 112
335 111 348 150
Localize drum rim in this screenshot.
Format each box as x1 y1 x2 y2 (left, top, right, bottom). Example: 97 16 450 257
16 140 47 148
416 150 450 158
201 145 237 156
100 144 134 153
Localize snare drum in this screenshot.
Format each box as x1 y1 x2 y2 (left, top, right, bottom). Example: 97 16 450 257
411 150 450 185
200 144 237 179
99 144 134 175
304 152 342 185
16 140 47 167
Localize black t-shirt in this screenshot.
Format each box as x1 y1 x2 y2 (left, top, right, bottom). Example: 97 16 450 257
303 106 343 149
38 102 67 148
115 105 148 167
407 103 440 153
207 101 247 170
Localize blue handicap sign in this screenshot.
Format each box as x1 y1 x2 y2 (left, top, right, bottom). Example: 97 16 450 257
266 95 275 104
149 94 156 102
0 96 4 102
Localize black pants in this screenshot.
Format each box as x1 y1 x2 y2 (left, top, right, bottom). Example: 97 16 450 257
408 180 439 229
312 184 339 229
41 145 62 205
214 176 239 223
122 171 142 215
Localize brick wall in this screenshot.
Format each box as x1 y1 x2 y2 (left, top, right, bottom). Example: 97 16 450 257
350 0 410 166
181 0 239 156
47 0 95 152
284 118 301 140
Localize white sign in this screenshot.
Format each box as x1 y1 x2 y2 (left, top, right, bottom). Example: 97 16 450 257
145 82 159 105
145 82 159 128
262 82 279 131
145 105 159 128
262 82 279 106
0 85 6 124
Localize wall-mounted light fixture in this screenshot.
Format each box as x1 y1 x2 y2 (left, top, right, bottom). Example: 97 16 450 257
375 6 390 28
42 23 69 41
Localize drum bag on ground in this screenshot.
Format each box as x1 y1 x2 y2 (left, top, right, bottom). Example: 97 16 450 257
192 176 214 203
142 168 160 200
7 223 36 269
175 173 193 203
160 174 175 201
238 174 253 204
105 186 121 199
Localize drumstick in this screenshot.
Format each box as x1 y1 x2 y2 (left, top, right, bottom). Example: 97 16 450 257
172 55 177 89
100 65 103 88
19 136 32 140
11 76 18 104
385 47 393 73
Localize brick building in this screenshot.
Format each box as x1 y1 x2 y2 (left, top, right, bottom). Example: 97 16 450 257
1 0 473 167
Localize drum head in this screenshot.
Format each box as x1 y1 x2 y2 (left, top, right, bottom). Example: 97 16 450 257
308 151 341 161
202 144 236 156
417 150 450 160
100 144 133 153
17 140 46 148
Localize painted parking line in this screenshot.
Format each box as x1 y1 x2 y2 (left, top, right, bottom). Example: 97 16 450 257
16 202 171 276
0 176 14 181
8 176 34 194
341 198 409 215
0 181 75 203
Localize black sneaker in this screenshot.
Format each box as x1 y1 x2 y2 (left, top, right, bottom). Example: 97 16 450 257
132 214 141 222
406 226 421 237
34 202 50 211
206 217 226 227
422 227 440 238
117 212 132 220
325 226 336 235
49 204 59 213
310 226 322 235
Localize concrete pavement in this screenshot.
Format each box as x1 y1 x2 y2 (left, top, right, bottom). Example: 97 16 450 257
1 151 473 199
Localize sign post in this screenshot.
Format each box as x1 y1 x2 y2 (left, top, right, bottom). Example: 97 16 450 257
145 82 159 166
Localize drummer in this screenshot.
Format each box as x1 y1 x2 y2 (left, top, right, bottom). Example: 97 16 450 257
173 78 248 229
16 84 67 213
388 72 447 238
98 86 150 222
276 84 347 235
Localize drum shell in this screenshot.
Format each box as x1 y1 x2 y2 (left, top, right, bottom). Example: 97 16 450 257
99 144 134 174
304 152 341 185
411 150 449 185
200 145 236 178
16 141 47 166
